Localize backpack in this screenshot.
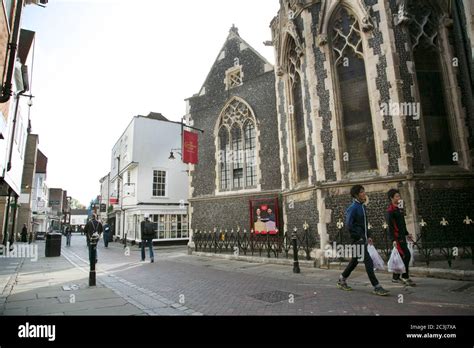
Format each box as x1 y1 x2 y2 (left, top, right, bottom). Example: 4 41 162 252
143 221 156 239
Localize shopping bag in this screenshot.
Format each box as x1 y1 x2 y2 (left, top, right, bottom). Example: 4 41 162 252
407 241 415 267
388 246 406 274
367 244 385 271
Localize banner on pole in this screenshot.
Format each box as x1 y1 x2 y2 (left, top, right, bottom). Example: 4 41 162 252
183 130 198 164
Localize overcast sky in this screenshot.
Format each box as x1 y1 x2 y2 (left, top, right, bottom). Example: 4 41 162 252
21 0 279 206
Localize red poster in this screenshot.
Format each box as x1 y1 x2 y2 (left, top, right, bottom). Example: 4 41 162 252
183 130 198 164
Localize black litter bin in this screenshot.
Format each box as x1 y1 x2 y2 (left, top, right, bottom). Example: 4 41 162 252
45 232 62 257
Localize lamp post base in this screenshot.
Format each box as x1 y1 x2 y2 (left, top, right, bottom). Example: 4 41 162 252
89 270 96 286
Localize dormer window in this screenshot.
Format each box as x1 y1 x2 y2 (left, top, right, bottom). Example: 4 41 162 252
225 65 243 90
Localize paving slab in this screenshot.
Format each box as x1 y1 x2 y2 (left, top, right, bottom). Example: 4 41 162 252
67 304 145 316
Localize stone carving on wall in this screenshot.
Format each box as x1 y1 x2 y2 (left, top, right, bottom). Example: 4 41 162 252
394 0 410 26
396 0 451 27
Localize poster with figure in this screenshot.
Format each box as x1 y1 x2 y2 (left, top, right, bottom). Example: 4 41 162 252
249 198 279 234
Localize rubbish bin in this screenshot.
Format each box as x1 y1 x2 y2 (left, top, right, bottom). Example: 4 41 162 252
45 232 62 257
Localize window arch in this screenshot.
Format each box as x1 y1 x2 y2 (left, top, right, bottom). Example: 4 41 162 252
408 1 455 166
330 6 377 173
287 36 309 183
217 98 258 191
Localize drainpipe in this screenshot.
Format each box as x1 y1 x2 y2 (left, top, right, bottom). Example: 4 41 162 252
10 195 18 243
2 188 12 246
0 0 25 104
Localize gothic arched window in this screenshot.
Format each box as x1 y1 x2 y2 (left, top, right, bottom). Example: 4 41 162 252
287 37 309 183
330 6 377 173
409 2 454 166
217 99 258 191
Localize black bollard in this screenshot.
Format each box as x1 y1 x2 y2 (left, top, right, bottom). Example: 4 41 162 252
89 234 99 286
292 230 300 274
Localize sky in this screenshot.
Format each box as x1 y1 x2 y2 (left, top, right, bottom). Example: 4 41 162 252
21 0 280 206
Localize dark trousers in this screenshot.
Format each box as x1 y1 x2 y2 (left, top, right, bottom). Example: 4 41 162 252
393 242 411 280
341 239 379 287
103 233 109 247
66 234 71 246
141 239 154 261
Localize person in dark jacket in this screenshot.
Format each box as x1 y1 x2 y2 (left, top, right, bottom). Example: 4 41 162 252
141 216 155 262
84 214 103 263
65 225 72 247
385 189 416 286
337 185 390 296
21 224 28 243
103 223 110 248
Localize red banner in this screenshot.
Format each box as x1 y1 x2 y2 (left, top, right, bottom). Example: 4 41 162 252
183 130 198 164
109 198 118 205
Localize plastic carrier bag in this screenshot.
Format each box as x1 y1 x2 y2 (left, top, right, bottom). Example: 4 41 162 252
367 244 385 271
388 246 406 274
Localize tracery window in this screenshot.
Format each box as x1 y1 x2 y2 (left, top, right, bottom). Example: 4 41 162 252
408 1 455 166
330 6 377 173
218 99 258 191
287 37 309 182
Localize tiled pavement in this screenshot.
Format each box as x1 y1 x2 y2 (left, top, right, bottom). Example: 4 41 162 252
1 235 474 316
0 239 191 316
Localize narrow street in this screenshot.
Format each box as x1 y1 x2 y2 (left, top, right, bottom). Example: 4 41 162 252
3 235 472 316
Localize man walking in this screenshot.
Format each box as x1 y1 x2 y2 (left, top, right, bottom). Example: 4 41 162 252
84 214 103 263
65 225 72 247
140 216 155 263
337 185 390 296
21 224 28 243
103 222 110 248
386 189 416 286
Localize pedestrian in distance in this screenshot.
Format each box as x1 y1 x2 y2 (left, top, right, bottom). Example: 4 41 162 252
337 185 390 296
21 224 28 243
103 222 110 248
385 189 416 287
66 225 72 247
140 215 156 263
84 214 103 263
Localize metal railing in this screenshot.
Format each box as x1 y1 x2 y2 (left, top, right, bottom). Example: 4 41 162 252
193 223 318 260
328 215 474 268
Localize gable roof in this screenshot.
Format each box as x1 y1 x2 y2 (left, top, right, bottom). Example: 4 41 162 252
192 25 273 98
140 112 168 122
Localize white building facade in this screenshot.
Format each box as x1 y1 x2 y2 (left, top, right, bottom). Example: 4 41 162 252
109 113 189 243
70 209 88 230
99 172 110 223
31 169 49 235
